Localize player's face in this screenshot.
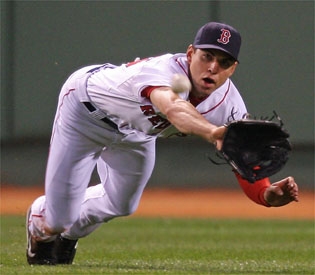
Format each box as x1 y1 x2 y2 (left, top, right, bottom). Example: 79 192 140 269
186 45 238 98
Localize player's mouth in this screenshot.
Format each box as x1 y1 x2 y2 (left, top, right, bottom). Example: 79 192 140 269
202 77 215 87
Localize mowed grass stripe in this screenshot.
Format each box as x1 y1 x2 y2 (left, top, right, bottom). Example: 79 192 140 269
1 216 314 274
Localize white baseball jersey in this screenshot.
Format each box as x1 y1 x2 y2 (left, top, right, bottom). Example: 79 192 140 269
28 53 247 241
86 53 247 137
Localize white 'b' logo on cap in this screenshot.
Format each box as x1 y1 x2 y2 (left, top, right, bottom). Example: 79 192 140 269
217 29 231 44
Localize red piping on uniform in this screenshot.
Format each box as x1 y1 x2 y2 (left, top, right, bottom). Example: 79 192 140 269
51 88 76 142
31 214 44 218
200 80 231 115
175 58 189 77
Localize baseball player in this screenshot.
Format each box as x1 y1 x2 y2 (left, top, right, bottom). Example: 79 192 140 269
26 22 299 265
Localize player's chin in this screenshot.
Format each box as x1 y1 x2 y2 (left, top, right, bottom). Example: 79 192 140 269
200 81 217 92
198 86 215 96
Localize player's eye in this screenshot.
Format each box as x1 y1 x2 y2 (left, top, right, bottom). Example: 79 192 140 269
219 58 235 69
199 50 215 62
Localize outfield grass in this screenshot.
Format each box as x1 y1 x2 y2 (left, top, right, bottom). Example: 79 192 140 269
0 216 314 274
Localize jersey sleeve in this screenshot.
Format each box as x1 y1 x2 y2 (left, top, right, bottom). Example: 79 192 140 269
235 172 271 207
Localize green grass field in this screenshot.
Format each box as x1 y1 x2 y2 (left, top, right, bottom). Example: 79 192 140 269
1 216 314 274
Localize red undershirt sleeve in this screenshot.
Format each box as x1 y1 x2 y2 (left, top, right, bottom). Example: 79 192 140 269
141 86 164 99
235 173 271 207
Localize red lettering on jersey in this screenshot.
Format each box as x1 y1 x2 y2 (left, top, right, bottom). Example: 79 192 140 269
140 105 156 116
140 105 171 130
148 116 170 129
217 29 231 45
156 119 171 129
148 115 163 126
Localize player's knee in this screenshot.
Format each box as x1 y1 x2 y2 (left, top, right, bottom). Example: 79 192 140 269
44 224 67 235
103 204 137 219
116 203 138 217
103 208 135 219
117 209 135 217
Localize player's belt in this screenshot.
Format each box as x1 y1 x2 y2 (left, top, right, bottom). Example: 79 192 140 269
82 102 118 130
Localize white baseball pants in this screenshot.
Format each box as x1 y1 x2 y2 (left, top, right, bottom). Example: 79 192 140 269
29 66 156 240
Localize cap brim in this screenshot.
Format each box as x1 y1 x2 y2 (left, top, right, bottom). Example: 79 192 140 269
194 44 238 62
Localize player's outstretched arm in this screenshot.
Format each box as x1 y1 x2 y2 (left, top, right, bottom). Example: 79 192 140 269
264 177 299 207
149 87 226 144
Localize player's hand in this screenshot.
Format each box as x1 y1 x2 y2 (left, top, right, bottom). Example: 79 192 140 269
264 177 299 207
211 125 227 150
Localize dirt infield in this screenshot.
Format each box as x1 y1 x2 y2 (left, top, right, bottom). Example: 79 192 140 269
0 186 315 219
1 185 314 219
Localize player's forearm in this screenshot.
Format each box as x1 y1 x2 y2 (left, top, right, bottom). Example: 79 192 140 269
235 172 271 207
149 87 225 143
165 99 218 143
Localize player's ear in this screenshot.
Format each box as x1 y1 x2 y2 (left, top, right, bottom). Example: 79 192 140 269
186 44 194 64
228 62 238 76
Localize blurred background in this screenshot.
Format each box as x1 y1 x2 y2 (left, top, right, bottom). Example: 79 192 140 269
1 1 314 190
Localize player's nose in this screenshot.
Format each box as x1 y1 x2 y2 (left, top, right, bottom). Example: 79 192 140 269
208 60 219 74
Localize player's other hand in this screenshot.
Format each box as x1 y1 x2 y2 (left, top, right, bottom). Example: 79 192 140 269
264 177 299 207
